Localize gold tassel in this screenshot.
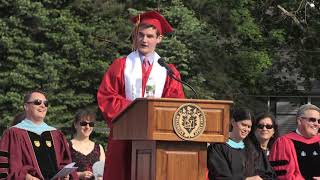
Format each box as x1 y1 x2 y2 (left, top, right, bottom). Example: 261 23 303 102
132 14 141 51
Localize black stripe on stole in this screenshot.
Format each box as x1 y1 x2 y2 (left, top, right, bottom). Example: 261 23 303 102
0 163 9 168
0 173 8 178
270 160 289 167
0 151 9 158
275 170 287 176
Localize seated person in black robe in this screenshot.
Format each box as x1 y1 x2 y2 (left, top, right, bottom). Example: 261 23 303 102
207 108 268 180
243 112 278 179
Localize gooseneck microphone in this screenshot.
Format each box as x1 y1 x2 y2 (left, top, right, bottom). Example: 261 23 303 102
158 58 198 99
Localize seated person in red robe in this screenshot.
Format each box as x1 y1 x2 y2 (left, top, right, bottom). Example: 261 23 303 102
0 90 78 180
269 104 320 180
97 11 185 180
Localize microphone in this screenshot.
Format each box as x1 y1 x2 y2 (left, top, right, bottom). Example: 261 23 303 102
158 58 198 99
158 58 174 75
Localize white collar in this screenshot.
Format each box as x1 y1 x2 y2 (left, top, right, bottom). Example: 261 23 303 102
139 52 155 65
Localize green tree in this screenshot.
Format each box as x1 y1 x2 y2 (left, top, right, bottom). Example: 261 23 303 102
0 0 129 133
1 0 319 137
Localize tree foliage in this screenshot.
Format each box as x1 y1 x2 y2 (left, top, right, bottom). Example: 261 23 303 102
1 0 319 139
0 0 126 128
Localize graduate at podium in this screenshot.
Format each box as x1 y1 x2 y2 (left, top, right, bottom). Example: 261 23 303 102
97 11 185 180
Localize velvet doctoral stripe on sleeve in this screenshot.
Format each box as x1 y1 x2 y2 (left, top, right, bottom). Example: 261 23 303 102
269 132 304 180
0 128 41 179
269 132 320 180
0 148 9 179
0 128 78 180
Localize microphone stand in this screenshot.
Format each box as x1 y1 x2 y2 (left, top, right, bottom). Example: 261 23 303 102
158 58 198 99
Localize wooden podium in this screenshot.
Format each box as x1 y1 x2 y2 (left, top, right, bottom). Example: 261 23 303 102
112 98 232 180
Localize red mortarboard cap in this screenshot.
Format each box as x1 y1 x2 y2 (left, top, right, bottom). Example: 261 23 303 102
131 11 174 35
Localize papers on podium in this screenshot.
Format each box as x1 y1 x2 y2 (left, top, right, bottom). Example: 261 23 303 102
50 162 78 180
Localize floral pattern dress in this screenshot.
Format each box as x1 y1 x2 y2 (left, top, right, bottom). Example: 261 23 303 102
70 142 101 174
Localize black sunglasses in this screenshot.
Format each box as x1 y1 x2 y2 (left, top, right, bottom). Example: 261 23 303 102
79 121 95 127
300 117 320 124
26 99 49 107
257 124 274 130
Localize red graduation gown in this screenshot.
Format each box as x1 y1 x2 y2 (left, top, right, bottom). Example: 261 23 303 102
0 127 78 180
269 132 320 180
97 57 185 180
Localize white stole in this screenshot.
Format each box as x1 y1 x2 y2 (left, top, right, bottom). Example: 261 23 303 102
124 51 167 100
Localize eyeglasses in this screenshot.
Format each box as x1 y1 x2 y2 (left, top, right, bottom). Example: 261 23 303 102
300 117 320 124
257 124 274 130
26 99 49 107
79 121 95 127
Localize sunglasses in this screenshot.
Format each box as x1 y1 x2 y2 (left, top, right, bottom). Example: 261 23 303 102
300 117 320 124
79 121 95 127
257 124 274 130
26 99 49 107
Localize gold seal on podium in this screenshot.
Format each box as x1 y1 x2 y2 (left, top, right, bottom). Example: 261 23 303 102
173 103 206 140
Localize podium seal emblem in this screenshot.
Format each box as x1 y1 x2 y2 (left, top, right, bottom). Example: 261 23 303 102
173 103 206 140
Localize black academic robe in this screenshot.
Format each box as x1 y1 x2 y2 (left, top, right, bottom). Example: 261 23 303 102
207 142 246 180
244 139 277 180
0 127 78 180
